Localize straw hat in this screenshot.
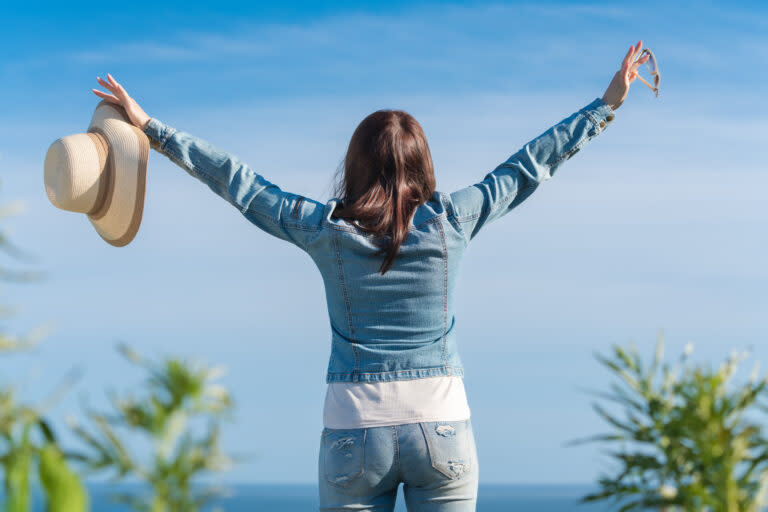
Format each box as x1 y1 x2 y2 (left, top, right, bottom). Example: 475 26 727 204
44 100 149 247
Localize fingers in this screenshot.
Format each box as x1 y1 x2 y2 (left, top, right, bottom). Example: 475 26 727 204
94 77 123 104
95 74 135 111
622 45 634 69
96 77 121 101
631 40 643 64
107 73 127 96
96 76 116 92
96 77 110 91
623 40 643 69
631 54 650 70
627 53 650 80
97 74 127 98
91 88 120 103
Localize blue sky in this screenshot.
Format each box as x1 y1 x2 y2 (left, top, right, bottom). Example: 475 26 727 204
0 0 766 484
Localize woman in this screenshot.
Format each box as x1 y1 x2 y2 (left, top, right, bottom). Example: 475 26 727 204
93 40 650 511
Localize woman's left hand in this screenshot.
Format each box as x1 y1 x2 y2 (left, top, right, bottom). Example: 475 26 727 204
92 74 151 130
601 40 650 111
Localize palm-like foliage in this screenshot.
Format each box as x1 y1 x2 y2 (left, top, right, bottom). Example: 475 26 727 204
568 334 768 511
1 352 89 512
0 197 87 512
69 344 235 512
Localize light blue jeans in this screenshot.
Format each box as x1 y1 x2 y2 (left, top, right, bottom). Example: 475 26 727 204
318 419 478 511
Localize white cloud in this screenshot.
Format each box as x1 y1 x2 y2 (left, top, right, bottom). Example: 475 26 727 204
60 3 643 64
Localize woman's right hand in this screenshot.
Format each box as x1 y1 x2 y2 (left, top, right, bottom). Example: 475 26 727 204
92 74 151 130
602 40 650 111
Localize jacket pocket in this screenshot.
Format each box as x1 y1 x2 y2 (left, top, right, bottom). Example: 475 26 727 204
321 427 366 488
419 420 473 480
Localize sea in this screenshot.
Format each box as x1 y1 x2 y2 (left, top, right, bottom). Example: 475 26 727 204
16 483 627 510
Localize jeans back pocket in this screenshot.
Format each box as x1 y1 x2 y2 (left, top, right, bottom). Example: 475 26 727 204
321 428 366 488
419 420 473 480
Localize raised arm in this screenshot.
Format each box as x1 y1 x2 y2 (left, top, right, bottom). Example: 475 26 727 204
141 117 324 251
448 40 649 244
91 74 325 252
448 96 615 242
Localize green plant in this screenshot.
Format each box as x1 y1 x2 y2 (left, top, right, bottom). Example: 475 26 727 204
69 344 235 512
0 339 88 512
0 197 88 512
568 333 768 511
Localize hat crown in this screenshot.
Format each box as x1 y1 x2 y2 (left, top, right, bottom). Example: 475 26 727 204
44 101 149 247
44 133 107 213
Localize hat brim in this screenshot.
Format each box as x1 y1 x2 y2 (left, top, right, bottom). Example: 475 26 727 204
86 100 148 247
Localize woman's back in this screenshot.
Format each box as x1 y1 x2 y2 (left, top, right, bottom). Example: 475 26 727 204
308 192 466 383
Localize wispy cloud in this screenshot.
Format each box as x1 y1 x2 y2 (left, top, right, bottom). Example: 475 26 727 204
521 3 636 19
62 3 641 64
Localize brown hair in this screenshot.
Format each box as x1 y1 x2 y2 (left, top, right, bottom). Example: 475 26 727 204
331 109 436 275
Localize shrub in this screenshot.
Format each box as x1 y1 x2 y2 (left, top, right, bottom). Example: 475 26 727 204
569 334 768 512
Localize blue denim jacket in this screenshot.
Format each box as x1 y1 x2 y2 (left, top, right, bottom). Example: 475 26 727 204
143 97 615 383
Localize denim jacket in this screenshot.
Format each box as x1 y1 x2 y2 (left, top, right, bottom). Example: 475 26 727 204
143 96 615 383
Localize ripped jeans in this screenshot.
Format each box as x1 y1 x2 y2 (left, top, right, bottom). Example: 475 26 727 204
318 419 478 511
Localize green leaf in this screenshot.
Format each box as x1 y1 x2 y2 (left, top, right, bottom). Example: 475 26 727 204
38 441 89 512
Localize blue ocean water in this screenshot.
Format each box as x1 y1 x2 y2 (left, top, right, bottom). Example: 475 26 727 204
41 483 619 511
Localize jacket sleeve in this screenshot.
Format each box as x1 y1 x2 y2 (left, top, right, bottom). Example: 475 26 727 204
448 96 615 244
142 118 324 252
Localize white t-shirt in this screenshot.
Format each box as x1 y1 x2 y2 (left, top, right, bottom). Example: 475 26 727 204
322 375 471 429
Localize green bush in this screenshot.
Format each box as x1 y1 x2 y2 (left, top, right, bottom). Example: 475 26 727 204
569 334 768 511
68 344 236 512
0 198 88 512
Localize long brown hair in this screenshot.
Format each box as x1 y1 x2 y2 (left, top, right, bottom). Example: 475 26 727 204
331 109 436 275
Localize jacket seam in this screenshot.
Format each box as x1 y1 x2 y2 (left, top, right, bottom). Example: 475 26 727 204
327 366 464 376
580 107 600 130
550 135 591 167
436 220 449 365
282 221 320 232
549 110 597 167
454 212 481 222
332 230 358 374
326 365 464 382
157 123 177 150
485 184 517 216
441 193 470 244
324 213 444 236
